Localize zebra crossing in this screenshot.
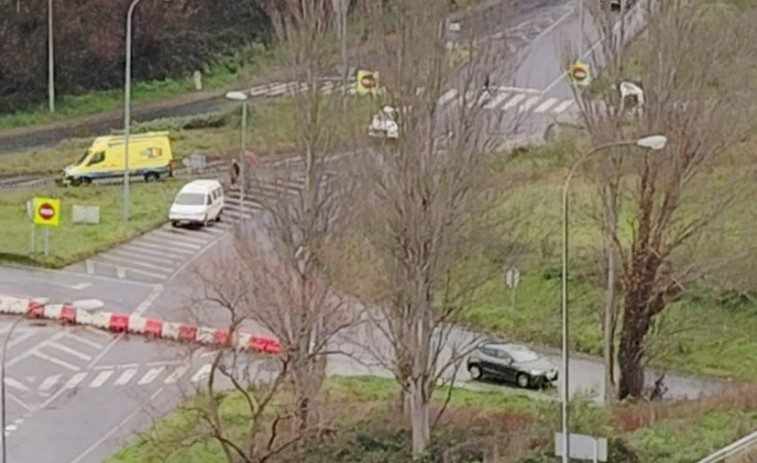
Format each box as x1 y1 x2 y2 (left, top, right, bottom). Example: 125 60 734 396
246 78 351 98
438 87 576 117
66 156 339 284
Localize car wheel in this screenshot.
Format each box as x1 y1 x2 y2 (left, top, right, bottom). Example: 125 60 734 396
516 373 531 389
145 172 160 183
468 364 482 381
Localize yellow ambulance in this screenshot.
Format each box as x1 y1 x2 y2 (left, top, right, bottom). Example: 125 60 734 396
62 132 175 186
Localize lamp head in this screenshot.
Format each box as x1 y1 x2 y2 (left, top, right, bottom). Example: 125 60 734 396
636 135 667 151
225 91 249 101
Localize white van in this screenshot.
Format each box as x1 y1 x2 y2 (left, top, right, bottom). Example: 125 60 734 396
169 180 224 227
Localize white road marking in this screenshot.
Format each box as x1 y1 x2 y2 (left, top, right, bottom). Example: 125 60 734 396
534 97 559 113
32 351 80 371
143 234 204 250
116 267 126 279
502 93 526 110
146 360 183 367
551 99 575 114
494 86 542 94
119 242 188 260
190 364 212 383
84 326 114 339
107 248 172 265
438 88 458 106
98 255 173 274
138 367 165 385
64 332 104 350
164 365 189 384
88 370 114 388
63 372 87 389
153 230 208 245
123 266 170 280
4 378 30 393
484 92 511 109
521 96 541 111
114 369 137 386
70 283 92 291
125 239 195 255
134 284 164 316
68 387 165 463
38 375 61 392
46 342 92 361
85 260 94 274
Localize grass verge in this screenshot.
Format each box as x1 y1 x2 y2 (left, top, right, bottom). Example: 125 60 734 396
107 375 757 463
0 181 183 268
0 95 375 178
0 44 274 132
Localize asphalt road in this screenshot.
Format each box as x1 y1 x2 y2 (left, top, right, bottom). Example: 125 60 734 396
0 2 703 462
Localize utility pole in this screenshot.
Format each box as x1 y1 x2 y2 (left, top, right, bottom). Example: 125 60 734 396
48 0 55 113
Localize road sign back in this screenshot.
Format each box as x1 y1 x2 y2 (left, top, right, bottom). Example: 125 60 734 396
33 197 60 227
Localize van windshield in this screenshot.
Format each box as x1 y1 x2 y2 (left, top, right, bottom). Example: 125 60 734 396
173 193 205 206
75 151 91 166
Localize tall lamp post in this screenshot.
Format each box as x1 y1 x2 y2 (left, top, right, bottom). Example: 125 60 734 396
560 134 668 462
122 0 146 223
48 0 55 113
225 91 249 217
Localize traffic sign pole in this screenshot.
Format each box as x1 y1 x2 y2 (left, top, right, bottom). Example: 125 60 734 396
44 229 50 256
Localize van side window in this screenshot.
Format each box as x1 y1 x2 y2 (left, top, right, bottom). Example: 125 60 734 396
206 195 212 206
87 151 105 165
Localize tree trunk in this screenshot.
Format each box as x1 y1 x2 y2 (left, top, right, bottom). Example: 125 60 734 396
409 378 430 456
603 241 617 405
618 304 648 400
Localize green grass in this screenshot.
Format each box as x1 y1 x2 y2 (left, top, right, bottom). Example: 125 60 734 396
107 375 539 463
0 181 182 268
0 94 376 177
630 409 757 462
0 44 274 131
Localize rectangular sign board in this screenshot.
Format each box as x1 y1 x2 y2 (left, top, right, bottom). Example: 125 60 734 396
554 433 608 462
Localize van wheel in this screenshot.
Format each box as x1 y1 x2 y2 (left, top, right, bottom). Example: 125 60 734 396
70 178 82 187
144 172 160 183
171 221 179 228
215 210 222 222
81 177 92 186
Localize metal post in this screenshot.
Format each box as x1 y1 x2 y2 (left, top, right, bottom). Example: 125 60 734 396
560 139 641 463
240 101 247 213
30 224 35 254
123 0 143 223
593 438 599 463
48 0 55 113
578 0 585 58
2 316 24 463
510 286 517 312
44 228 50 256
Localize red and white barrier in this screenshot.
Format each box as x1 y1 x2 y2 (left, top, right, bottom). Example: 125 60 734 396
0 295 283 355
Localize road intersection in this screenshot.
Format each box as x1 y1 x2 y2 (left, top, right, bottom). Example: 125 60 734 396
0 1 705 462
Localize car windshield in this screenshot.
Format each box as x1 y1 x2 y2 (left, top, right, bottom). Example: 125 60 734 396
173 193 205 206
75 151 91 166
504 346 539 363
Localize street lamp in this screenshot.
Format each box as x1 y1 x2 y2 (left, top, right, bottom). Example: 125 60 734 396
48 0 55 113
225 91 249 216
122 0 145 223
559 134 667 463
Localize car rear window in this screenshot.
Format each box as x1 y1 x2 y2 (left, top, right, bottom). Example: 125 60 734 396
174 193 205 206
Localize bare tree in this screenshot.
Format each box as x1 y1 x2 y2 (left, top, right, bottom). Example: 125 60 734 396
242 0 358 436
568 0 757 400
346 0 521 455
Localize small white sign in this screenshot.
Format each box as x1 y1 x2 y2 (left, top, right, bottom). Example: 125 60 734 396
72 205 100 224
555 433 608 462
505 268 520 288
448 22 461 32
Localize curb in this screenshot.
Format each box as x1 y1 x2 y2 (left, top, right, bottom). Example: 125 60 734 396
0 295 281 355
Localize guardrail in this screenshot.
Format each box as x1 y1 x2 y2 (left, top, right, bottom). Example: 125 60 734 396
697 429 757 463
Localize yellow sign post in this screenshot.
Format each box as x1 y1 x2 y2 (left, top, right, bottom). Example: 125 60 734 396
570 62 591 87
32 197 60 256
356 70 380 95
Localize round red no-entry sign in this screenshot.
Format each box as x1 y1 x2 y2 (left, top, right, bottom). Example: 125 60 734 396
38 203 55 221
